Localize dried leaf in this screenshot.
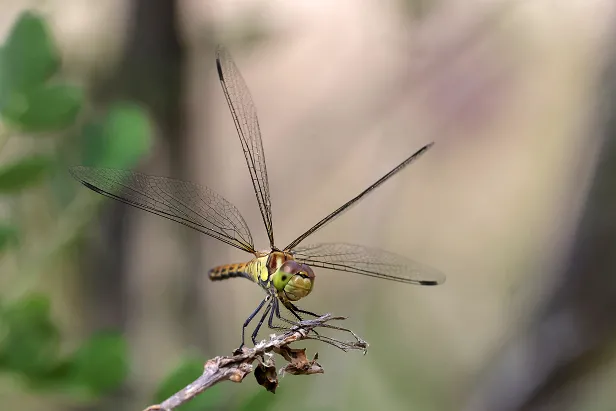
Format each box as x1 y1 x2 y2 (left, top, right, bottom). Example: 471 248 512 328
254 358 277 393
276 347 324 376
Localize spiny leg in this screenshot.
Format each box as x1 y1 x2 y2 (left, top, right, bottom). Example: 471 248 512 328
239 297 268 350
287 305 304 323
287 301 321 318
273 298 299 326
270 301 362 350
251 301 272 344
284 302 367 345
283 302 356 337
299 317 366 347
267 299 289 331
277 300 310 324
275 299 321 338
270 301 366 352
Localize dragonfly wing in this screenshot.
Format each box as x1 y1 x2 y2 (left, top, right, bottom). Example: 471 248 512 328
216 45 274 248
283 143 433 251
291 242 445 285
69 166 256 253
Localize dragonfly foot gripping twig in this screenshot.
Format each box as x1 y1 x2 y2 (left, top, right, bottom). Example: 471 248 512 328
143 314 367 411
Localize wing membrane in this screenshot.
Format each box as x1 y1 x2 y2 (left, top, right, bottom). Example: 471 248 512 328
291 243 445 285
216 45 274 248
69 166 256 253
284 143 434 251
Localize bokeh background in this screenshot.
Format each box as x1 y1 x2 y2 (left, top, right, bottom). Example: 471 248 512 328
1 1 616 411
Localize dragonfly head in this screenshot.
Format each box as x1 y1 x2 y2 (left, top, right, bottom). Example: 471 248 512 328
272 260 315 301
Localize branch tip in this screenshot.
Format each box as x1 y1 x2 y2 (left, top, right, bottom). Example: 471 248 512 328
143 314 367 411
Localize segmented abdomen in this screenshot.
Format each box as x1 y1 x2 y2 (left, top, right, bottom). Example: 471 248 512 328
208 262 252 281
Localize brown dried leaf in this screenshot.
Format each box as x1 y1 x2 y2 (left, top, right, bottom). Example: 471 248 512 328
254 358 278 393
276 347 324 376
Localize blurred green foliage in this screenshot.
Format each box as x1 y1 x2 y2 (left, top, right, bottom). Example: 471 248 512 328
0 294 59 379
0 9 317 410
80 102 151 169
0 155 51 193
2 83 82 132
0 222 18 251
0 295 129 398
0 12 81 132
0 9 143 407
0 12 58 92
236 389 277 411
57 331 129 397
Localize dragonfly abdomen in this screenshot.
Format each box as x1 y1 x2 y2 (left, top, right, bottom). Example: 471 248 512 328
208 262 253 282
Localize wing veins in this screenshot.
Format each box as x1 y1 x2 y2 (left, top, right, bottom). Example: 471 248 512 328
113 178 244 241
82 182 254 252
70 167 256 253
297 259 426 284
154 182 246 236
291 243 445 285
223 90 271 237
216 46 275 247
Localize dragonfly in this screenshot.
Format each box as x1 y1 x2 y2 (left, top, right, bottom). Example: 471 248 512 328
69 45 445 351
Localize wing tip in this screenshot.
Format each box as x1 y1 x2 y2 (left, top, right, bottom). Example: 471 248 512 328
418 280 440 286
215 45 225 81
67 166 99 191
419 141 435 155
215 56 224 81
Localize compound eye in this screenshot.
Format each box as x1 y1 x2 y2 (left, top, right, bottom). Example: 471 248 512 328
300 264 315 279
280 260 301 274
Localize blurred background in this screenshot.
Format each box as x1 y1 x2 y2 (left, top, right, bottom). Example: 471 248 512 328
1 1 616 410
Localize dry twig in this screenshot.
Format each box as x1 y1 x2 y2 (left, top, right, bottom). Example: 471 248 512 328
143 314 368 411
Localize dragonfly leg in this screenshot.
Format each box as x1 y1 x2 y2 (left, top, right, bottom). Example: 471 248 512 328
267 302 287 330
251 301 273 345
272 299 365 352
288 303 323 337
267 299 291 331
239 296 268 350
278 300 321 337
273 298 297 326
286 302 321 318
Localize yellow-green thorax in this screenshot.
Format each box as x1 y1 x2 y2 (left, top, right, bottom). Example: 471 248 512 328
208 251 315 302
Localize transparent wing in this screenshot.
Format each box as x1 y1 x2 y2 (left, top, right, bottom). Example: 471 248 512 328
69 166 256 253
284 143 433 251
216 45 274 248
291 243 445 285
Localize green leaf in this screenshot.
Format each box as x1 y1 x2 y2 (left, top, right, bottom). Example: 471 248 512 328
0 156 52 193
1 84 82 131
62 332 128 396
0 294 59 378
81 103 151 169
154 357 222 411
0 11 59 102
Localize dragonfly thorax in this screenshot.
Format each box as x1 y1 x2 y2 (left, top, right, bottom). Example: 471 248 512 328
272 259 315 302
